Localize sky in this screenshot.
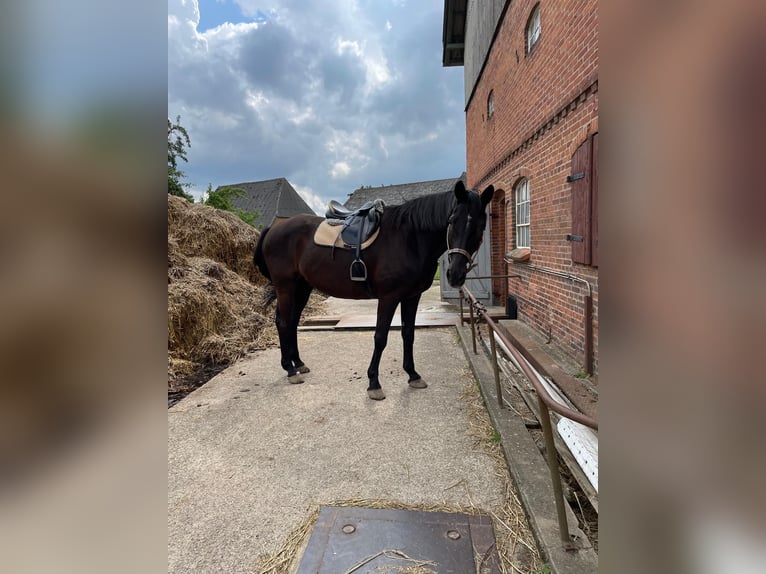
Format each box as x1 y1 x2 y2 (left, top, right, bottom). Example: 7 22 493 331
168 0 467 212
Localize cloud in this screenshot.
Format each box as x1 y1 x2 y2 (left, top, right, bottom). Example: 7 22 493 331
292 183 325 215
318 49 366 104
168 0 466 206
331 162 351 179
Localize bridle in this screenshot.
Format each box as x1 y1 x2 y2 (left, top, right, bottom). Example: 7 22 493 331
446 216 480 272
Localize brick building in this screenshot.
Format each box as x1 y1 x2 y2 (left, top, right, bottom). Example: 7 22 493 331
443 0 599 374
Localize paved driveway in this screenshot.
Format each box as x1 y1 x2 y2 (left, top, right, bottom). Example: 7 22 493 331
168 289 502 573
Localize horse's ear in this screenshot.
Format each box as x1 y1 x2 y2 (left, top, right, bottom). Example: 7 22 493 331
454 180 468 203
480 185 494 207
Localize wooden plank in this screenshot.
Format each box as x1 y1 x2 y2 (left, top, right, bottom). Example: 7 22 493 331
301 315 343 326
301 307 505 331
498 319 598 420
491 345 600 513
334 312 459 329
558 418 598 493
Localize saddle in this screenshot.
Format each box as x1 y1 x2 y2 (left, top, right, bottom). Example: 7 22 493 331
314 199 385 281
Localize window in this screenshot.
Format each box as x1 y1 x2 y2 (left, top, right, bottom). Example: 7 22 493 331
487 90 494 120
526 3 541 55
514 178 530 248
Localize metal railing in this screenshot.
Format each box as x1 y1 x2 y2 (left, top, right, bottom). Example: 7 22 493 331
459 285 598 547
460 274 522 280
504 262 594 375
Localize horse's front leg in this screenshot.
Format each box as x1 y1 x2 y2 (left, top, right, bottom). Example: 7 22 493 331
400 294 427 389
366 298 399 400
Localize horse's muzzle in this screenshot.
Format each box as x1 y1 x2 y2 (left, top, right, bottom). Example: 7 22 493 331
446 267 467 288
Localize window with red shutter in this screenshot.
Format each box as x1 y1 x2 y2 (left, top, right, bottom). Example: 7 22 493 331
591 133 599 267
568 138 592 265
568 133 599 267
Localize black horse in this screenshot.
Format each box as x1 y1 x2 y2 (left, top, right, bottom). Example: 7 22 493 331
253 180 494 400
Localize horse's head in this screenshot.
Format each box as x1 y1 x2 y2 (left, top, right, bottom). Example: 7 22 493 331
446 181 494 288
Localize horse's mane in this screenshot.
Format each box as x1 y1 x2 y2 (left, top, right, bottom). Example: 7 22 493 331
383 190 455 232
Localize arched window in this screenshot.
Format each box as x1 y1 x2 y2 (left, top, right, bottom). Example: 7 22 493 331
526 3 541 55
487 90 494 120
514 178 530 247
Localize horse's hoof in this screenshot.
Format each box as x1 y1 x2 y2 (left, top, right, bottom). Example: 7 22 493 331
296 364 311 374
408 378 428 389
288 373 304 384
367 388 386 400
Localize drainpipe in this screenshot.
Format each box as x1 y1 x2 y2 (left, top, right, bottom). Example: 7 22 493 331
503 260 594 375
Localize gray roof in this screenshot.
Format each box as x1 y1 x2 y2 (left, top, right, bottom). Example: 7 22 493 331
218 178 316 229
345 173 467 209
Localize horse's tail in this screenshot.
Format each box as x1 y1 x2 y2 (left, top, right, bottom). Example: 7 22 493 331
262 285 277 310
254 226 278 310
253 226 271 280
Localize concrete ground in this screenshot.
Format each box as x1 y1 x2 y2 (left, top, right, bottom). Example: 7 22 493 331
168 289 505 573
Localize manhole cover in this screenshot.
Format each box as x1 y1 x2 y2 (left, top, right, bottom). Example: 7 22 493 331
296 506 501 573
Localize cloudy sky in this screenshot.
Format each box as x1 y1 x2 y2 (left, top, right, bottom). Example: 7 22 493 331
168 0 467 212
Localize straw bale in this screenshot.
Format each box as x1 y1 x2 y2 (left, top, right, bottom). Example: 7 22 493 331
168 194 270 390
167 195 324 392
168 194 264 284
168 255 274 363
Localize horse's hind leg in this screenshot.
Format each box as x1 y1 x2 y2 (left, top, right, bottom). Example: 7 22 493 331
366 298 399 400
289 280 313 374
275 286 303 384
401 294 427 389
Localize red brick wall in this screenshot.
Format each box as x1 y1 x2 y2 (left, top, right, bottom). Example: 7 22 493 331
466 0 599 375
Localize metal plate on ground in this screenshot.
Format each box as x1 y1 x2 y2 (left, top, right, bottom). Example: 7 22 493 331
296 506 501 574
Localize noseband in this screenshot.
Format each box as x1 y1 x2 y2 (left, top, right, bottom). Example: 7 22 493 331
446 222 478 271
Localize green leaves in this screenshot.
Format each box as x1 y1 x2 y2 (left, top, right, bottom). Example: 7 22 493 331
203 185 259 226
168 116 193 201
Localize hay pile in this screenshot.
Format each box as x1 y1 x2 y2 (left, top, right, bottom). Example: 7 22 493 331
168 195 273 390
167 195 323 393
168 194 263 284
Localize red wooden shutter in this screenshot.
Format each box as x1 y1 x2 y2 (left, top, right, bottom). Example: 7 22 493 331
569 138 592 265
591 133 599 267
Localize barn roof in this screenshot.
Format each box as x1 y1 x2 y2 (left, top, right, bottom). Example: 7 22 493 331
344 173 467 209
218 177 316 229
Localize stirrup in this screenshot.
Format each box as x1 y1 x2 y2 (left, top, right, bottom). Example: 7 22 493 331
350 259 367 281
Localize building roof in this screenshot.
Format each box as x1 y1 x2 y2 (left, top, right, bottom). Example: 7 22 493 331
442 0 467 67
219 177 316 229
344 173 467 210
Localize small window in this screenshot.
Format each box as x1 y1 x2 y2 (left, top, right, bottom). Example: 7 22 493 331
487 90 494 120
526 4 541 55
515 178 530 248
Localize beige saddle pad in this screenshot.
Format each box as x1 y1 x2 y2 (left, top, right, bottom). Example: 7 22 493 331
313 220 380 250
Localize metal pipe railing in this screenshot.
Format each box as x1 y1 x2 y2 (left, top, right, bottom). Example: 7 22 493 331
468 293 477 354
460 285 598 546
462 286 597 429
456 273 520 324
504 262 594 374
461 274 522 280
